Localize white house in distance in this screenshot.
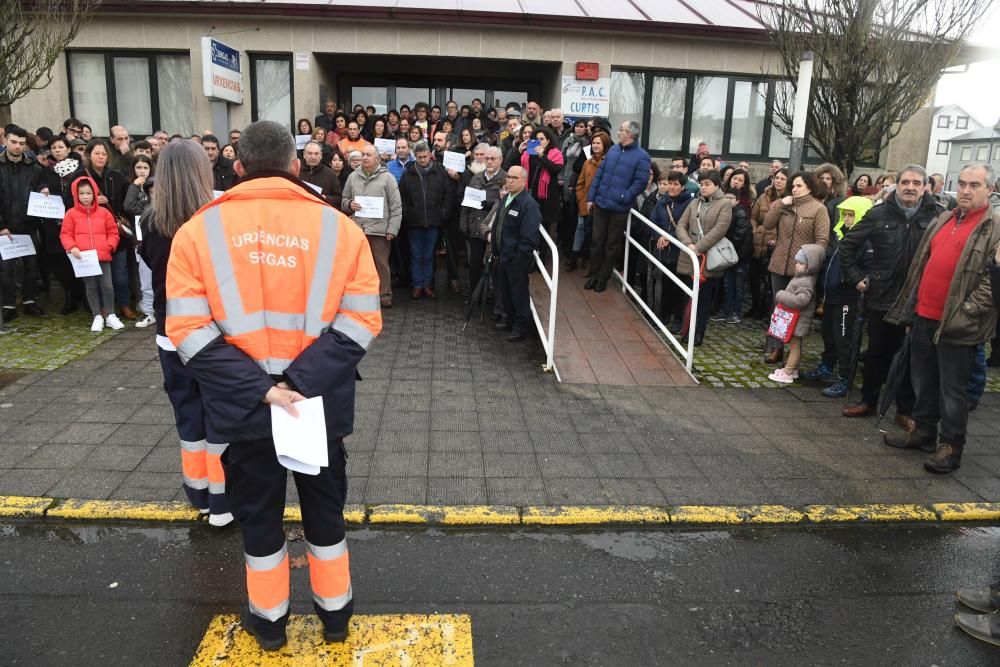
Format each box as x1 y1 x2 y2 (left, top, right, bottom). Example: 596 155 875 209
926 104 983 176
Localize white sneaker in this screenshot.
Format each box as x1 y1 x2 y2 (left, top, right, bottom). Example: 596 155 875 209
209 512 235 527
767 368 797 384
105 314 125 330
90 315 104 332
135 313 156 328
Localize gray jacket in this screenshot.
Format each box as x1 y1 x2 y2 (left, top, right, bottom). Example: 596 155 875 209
341 163 403 237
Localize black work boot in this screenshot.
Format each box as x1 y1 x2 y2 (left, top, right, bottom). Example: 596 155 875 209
957 589 1000 614
924 442 963 474
955 611 1000 647
884 428 936 453
240 611 288 652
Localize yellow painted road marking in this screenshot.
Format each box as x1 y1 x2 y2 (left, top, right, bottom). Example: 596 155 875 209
933 502 1000 521
48 499 201 521
190 613 474 666
521 505 670 525
369 504 519 525
0 495 53 517
283 504 366 525
671 505 806 525
804 503 938 523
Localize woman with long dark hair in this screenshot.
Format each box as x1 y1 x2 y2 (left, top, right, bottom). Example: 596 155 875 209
124 155 156 328
83 139 133 320
522 125 565 242
138 141 233 527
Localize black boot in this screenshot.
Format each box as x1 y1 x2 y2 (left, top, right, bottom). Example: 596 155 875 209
884 428 936 453
60 289 78 315
924 442 962 474
564 255 578 272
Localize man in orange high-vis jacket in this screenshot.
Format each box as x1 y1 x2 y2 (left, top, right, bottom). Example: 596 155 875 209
166 121 381 652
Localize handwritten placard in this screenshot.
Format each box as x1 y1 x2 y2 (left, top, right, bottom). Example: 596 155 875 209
354 196 384 219
374 138 396 156
27 192 65 219
0 234 37 260
461 187 486 209
442 151 466 173
68 249 103 277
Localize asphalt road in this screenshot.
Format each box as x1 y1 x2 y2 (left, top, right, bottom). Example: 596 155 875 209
2 520 1000 665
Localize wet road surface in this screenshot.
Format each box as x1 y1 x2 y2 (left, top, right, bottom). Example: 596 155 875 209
2 521 1000 665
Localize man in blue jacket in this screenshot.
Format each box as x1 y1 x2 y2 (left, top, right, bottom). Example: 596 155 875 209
493 165 542 341
585 120 651 292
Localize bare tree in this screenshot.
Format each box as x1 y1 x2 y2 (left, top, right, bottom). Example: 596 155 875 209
0 0 100 126
758 0 986 176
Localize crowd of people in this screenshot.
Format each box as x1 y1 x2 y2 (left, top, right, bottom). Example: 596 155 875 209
0 99 999 476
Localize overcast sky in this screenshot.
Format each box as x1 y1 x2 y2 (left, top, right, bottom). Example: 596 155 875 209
934 10 1000 126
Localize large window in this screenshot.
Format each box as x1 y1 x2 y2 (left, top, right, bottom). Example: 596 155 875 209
492 90 527 110
961 146 972 161
977 145 989 161
350 86 387 115
251 55 293 130
68 51 193 136
395 87 431 110
956 116 969 130
609 69 877 165
449 88 485 107
609 72 645 140
937 115 951 128
688 76 727 154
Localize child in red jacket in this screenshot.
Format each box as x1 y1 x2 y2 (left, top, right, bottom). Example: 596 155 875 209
60 176 123 331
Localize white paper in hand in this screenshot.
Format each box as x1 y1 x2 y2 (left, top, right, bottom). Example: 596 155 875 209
271 396 328 475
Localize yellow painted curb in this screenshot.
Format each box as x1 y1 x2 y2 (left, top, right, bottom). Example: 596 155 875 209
369 504 519 525
932 502 1000 521
521 505 671 525
191 613 474 666
48 499 202 521
0 495 54 518
671 504 806 525
283 504 365 524
804 503 938 523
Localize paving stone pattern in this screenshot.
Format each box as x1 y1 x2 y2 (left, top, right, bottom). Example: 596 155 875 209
1 286 1000 507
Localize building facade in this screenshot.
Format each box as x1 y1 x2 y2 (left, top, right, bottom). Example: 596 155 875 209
944 125 1000 191
925 104 983 177
12 1 944 177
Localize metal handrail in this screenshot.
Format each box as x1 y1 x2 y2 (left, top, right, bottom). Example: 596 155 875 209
612 208 700 373
529 227 560 380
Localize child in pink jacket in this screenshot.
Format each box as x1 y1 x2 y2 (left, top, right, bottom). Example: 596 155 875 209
60 175 123 331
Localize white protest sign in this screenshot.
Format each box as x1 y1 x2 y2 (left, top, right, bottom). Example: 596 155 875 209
135 216 143 242
442 151 466 173
583 145 593 160
374 138 396 156
27 192 66 219
0 234 37 260
355 196 385 219
461 187 487 209
295 134 312 150
271 396 328 475
305 182 323 194
68 249 103 277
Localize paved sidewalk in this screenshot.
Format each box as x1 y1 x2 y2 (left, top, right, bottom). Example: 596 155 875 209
1 287 999 508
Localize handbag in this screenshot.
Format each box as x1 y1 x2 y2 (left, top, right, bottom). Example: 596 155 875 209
695 200 738 271
768 303 800 343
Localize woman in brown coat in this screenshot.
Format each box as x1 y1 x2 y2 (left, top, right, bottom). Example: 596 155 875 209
570 130 611 271
761 171 830 362
675 170 732 346
747 168 787 319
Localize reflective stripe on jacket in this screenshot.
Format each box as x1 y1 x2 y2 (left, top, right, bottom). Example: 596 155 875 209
166 174 382 442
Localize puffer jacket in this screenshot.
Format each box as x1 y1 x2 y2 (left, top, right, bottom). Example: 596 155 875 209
0 151 42 234
727 205 753 261
59 175 119 262
775 243 825 337
398 161 453 230
651 191 694 266
675 188 733 279
575 153 605 212
587 141 651 213
341 163 403 237
751 188 780 257
838 192 942 312
886 205 1000 346
763 194 830 277
824 196 874 305
459 168 505 239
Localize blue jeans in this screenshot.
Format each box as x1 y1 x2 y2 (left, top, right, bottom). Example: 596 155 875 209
573 215 592 254
408 227 439 289
111 248 130 308
722 258 748 317
967 343 987 404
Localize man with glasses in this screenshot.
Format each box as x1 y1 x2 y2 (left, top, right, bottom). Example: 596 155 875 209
461 145 506 295
884 164 1000 475
493 166 541 342
584 119 651 292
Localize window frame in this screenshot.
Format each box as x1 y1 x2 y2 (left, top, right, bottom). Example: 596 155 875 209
936 140 949 155
66 49 182 136
956 116 969 130
609 66 880 166
937 115 951 129
961 146 972 161
977 145 989 161
249 53 294 130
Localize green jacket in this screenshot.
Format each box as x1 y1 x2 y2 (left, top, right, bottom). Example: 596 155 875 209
886 205 1000 345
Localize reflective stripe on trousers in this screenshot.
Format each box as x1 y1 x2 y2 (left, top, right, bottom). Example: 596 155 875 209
306 538 352 611
245 542 290 623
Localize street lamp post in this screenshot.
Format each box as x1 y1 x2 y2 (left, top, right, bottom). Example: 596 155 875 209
788 51 815 173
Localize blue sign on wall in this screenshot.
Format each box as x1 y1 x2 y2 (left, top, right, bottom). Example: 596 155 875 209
210 39 240 73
